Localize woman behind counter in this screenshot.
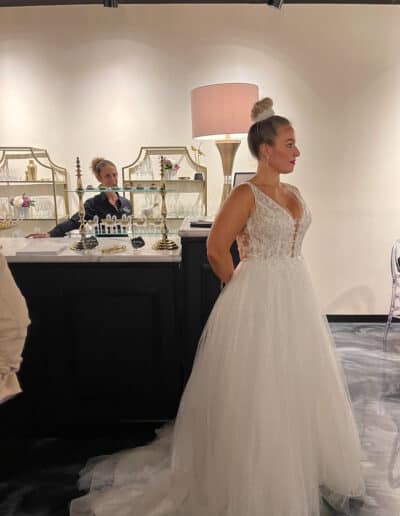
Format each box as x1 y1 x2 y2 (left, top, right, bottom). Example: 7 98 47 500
27 158 132 238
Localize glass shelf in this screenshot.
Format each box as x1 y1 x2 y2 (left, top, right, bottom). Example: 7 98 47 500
0 180 64 184
67 188 177 193
131 217 184 221
126 179 204 183
9 218 62 221
68 231 178 237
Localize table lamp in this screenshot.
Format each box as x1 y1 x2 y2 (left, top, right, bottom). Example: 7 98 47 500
191 82 259 205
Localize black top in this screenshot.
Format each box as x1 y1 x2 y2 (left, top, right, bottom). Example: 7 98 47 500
49 193 132 237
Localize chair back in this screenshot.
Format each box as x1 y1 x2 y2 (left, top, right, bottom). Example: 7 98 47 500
388 239 400 319
391 239 400 280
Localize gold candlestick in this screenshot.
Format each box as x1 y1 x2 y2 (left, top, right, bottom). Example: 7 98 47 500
71 156 98 251
153 156 178 251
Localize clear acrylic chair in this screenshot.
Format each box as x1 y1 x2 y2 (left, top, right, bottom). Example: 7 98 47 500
383 239 400 350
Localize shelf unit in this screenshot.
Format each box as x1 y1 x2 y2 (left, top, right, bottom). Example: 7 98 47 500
0 147 69 235
122 147 207 232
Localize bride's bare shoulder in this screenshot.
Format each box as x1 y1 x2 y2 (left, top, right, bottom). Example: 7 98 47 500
283 182 300 193
231 182 254 197
228 183 255 204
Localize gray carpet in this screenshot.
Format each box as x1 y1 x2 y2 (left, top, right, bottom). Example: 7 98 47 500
1 323 400 516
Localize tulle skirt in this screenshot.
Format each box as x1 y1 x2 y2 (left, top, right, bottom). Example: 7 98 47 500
70 255 365 516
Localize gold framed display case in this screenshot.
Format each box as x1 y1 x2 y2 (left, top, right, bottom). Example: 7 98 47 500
122 146 207 233
0 147 70 236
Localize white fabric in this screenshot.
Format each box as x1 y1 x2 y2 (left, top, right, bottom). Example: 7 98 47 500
252 107 275 123
0 253 30 403
70 182 365 516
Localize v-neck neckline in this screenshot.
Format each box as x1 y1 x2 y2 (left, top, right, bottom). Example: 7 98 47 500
249 182 304 223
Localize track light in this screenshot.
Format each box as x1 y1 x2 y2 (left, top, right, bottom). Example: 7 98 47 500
266 0 284 8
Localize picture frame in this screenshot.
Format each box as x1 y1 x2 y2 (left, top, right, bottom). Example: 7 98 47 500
232 172 256 187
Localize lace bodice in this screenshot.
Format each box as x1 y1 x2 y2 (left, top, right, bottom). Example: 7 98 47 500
236 182 312 261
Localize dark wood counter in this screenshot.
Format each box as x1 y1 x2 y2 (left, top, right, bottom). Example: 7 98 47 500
0 233 238 433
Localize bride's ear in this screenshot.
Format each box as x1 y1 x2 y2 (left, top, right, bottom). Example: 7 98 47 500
258 143 271 161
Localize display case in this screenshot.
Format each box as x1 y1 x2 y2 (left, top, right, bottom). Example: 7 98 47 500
0 147 69 236
122 146 207 233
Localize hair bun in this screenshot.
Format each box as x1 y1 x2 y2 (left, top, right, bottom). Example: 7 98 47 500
251 97 275 124
91 157 105 174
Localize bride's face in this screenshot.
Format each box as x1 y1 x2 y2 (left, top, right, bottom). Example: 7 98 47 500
264 125 300 174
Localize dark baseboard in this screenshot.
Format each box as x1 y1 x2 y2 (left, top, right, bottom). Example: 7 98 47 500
327 315 394 323
0 420 169 439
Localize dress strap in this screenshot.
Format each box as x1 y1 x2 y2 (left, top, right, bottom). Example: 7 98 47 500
242 181 257 197
242 181 262 204
240 182 260 214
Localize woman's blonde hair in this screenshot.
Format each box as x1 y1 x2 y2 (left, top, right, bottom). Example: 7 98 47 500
91 157 116 177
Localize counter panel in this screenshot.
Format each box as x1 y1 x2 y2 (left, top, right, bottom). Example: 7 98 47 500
1 260 183 431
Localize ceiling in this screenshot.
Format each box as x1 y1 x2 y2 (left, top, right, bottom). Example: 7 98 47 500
0 0 398 5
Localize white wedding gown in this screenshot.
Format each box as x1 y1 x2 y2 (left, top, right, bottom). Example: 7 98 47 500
70 182 365 516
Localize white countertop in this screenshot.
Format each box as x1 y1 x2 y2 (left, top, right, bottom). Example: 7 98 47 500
0 237 181 263
178 217 214 238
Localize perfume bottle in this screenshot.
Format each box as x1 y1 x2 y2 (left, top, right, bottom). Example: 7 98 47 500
25 159 37 181
111 215 117 234
93 215 99 235
105 214 112 234
121 214 128 234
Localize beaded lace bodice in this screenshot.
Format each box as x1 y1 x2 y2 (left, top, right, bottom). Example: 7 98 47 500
236 182 312 261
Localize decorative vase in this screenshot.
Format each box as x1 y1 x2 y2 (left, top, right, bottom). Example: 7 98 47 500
18 206 30 219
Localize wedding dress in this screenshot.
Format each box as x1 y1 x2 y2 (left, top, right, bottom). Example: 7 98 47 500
70 182 365 516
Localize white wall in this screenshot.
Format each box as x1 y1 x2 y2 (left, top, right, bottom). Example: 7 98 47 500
1 3 399 314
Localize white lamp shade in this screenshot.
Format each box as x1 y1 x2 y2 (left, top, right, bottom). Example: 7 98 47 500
191 83 259 140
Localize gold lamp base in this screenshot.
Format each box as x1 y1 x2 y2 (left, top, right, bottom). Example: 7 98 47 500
215 139 241 205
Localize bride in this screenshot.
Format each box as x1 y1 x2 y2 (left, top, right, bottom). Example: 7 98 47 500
70 97 365 516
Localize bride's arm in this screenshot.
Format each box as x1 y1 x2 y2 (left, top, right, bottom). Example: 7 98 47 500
207 185 254 284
